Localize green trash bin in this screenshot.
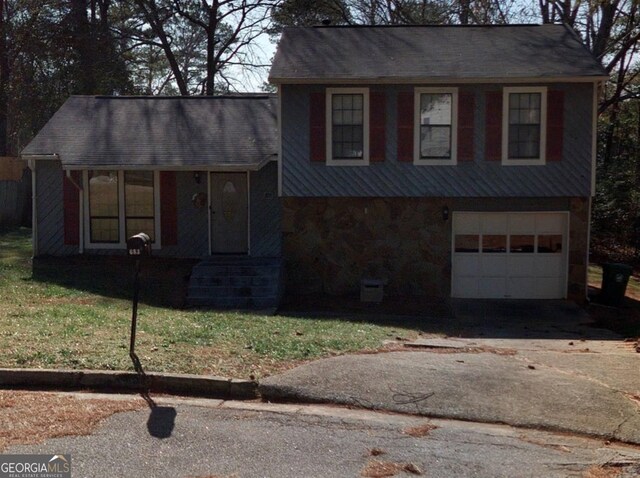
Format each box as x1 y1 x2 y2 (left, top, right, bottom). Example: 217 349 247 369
600 263 633 306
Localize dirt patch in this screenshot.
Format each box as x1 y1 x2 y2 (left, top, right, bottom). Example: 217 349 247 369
361 460 422 477
0 391 145 451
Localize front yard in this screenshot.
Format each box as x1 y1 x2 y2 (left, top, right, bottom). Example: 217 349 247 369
0 229 417 378
2 228 637 380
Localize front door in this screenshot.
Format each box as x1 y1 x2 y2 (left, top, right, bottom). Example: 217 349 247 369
210 172 248 254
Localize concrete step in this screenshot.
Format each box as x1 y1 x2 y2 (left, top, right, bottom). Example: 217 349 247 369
187 257 282 309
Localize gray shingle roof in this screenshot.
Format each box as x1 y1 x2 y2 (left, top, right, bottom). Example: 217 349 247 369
21 95 278 169
269 24 607 82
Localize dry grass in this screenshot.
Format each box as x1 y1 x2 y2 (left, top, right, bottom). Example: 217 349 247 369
403 423 438 438
361 460 422 477
0 390 145 451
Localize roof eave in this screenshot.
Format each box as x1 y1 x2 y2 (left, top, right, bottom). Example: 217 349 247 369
57 154 278 172
21 153 60 160
269 75 609 85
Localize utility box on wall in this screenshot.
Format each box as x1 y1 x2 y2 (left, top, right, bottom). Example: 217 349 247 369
361 279 384 303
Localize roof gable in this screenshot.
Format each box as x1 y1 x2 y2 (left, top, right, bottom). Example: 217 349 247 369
22 95 278 169
269 24 607 83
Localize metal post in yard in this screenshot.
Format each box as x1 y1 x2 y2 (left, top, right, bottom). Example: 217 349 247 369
130 258 141 359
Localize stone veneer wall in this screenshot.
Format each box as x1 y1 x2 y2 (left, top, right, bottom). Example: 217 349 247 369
283 196 590 302
282 197 451 297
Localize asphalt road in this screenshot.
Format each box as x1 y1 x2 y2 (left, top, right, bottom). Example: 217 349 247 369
6 395 640 478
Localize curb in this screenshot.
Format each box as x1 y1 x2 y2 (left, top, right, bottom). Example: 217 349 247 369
0 368 258 400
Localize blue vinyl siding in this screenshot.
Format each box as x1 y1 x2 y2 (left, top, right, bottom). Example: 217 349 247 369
250 161 281 257
280 83 594 197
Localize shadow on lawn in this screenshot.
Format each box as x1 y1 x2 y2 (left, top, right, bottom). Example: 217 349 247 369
279 294 632 341
29 254 635 341
30 255 198 309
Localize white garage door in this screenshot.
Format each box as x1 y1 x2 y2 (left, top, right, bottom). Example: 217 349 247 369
452 212 568 299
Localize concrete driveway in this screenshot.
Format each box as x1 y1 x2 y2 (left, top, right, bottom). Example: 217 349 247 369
261 300 640 444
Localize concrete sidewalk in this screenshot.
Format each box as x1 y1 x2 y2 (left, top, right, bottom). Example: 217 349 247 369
260 301 640 444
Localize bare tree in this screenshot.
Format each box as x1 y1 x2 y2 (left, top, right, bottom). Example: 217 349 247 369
0 0 9 155
127 0 274 95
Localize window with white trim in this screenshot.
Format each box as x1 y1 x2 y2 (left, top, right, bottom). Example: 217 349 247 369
326 88 369 165
414 87 458 165
85 170 160 248
502 87 547 165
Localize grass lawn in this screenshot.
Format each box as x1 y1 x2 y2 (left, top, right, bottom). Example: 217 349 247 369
0 229 420 379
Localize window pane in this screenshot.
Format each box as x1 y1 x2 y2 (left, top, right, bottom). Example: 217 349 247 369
332 126 363 158
89 170 119 243
420 93 451 125
508 125 540 159
125 171 154 216
125 171 155 241
89 171 118 216
483 235 506 253
538 235 563 253
455 235 479 253
510 235 535 253
126 219 155 242
91 218 119 243
420 126 451 158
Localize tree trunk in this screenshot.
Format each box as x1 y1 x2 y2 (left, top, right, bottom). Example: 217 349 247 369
71 0 97 94
136 0 189 96
603 104 619 168
0 0 8 156
459 0 471 24
205 4 217 96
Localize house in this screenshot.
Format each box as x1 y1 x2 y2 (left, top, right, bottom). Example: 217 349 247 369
269 24 606 302
21 24 607 306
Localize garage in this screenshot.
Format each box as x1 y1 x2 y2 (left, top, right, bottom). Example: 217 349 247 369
452 212 568 299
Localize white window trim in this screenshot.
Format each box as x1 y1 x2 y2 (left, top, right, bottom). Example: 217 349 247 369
502 86 547 166
326 87 370 166
414 87 458 165
83 170 162 250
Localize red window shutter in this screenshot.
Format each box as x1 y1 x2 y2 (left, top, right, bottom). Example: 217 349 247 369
63 171 80 246
160 171 178 246
485 91 502 161
546 90 564 162
397 92 414 162
369 92 386 162
309 92 326 162
457 92 475 161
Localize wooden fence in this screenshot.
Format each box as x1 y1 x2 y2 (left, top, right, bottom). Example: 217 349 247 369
0 157 31 228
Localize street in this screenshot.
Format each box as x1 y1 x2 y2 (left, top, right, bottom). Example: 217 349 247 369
3 392 640 478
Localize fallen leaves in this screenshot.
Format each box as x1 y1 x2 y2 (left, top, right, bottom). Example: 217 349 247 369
0 390 145 451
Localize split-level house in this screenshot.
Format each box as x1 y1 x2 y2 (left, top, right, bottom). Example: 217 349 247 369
22 24 607 306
